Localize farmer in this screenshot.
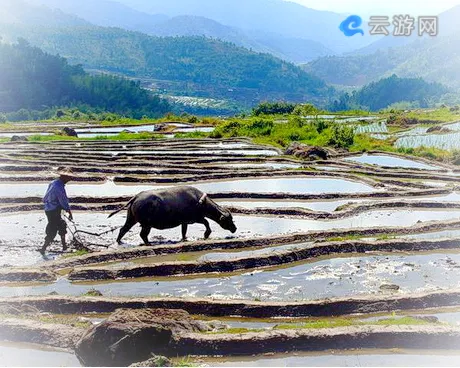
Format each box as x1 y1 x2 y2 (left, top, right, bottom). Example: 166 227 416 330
39 167 75 254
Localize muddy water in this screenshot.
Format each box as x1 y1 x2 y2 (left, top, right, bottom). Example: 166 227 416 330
210 350 460 367
97 242 315 268
0 342 80 367
3 252 460 300
3 208 460 267
344 154 441 171
0 177 380 197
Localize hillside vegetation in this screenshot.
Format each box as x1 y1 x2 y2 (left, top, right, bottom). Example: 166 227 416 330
304 33 460 89
0 40 170 117
0 23 334 105
331 75 449 111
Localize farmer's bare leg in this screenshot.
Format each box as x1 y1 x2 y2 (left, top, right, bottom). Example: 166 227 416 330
40 209 60 253
58 217 68 251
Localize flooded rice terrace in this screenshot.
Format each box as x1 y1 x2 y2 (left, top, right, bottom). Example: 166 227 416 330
1 134 460 366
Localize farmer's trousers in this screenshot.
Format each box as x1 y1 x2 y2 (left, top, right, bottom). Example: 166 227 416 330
44 208 67 242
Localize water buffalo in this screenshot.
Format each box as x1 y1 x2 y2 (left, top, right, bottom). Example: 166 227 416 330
108 186 237 245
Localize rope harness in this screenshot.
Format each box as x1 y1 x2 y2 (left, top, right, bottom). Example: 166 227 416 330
64 215 121 252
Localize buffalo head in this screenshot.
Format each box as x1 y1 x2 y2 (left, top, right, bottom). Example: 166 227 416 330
218 212 237 233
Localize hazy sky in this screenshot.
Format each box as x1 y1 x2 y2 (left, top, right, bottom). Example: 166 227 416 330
289 0 460 16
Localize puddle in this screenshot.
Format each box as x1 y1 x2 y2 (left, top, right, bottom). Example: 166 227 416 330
344 154 441 171
3 208 460 267
0 177 380 197
4 252 460 301
209 350 460 367
396 133 460 151
0 341 80 367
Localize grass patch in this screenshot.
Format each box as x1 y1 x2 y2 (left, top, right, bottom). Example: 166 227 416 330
174 356 199 367
62 249 90 258
82 288 103 297
174 132 210 139
326 234 367 242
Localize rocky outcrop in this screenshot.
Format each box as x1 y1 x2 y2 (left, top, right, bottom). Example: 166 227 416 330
284 142 332 160
61 127 78 137
10 135 28 142
74 308 209 367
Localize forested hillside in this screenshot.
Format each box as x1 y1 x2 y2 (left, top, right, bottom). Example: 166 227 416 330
304 32 460 89
0 24 334 105
331 75 449 111
0 40 170 116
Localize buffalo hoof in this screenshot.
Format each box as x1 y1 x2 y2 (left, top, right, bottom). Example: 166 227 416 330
181 238 188 242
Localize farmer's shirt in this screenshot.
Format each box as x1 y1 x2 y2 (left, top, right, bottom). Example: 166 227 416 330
43 179 70 212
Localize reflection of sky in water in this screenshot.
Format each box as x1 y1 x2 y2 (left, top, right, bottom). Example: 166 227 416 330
0 178 378 197
344 154 440 170
218 193 460 212
212 351 460 367
0 342 80 367
2 253 460 301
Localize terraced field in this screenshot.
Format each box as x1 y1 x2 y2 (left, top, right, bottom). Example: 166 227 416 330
1 131 460 366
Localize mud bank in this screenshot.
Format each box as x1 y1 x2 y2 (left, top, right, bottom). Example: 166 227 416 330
174 326 460 356
0 318 84 349
0 269 57 283
2 289 460 317
66 237 460 281
47 218 460 270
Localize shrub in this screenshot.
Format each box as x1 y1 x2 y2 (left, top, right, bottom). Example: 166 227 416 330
328 124 354 148
188 115 199 124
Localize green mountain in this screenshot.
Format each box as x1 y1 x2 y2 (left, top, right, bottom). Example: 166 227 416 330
0 23 334 105
25 0 334 63
331 75 449 111
0 40 170 117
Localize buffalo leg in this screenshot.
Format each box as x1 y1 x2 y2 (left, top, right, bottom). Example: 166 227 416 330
181 223 188 242
198 218 212 239
117 214 136 244
140 226 151 246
